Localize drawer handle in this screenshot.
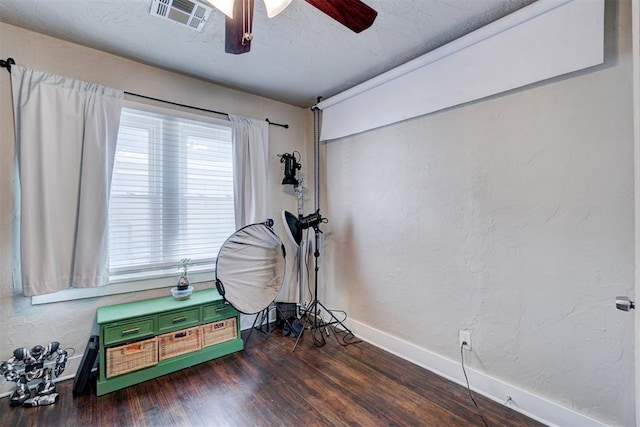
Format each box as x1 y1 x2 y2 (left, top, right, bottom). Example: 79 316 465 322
172 316 188 323
121 327 140 335
215 307 228 312
124 344 143 354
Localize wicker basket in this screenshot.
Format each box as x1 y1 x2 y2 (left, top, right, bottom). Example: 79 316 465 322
106 337 158 378
158 326 202 361
201 318 237 348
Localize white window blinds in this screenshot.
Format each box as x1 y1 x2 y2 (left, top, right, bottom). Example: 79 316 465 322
109 106 235 282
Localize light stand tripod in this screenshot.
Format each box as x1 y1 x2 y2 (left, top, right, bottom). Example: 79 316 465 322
292 213 361 351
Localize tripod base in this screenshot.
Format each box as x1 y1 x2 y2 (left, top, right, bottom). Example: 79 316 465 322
244 303 298 346
293 299 361 351
290 215 361 351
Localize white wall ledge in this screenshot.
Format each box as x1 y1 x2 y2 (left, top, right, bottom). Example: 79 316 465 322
317 0 604 141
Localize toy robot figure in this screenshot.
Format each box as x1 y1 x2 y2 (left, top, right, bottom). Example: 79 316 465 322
0 342 68 407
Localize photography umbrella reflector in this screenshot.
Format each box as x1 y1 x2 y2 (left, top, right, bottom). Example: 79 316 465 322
282 210 301 246
215 222 286 314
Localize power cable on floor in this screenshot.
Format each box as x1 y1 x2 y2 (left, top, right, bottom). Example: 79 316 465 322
460 342 490 427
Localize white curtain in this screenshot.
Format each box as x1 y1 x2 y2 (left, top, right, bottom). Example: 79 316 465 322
11 65 123 296
229 115 269 228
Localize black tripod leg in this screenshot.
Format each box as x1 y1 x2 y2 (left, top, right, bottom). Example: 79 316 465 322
258 308 268 333
292 300 318 351
292 313 307 351
292 301 315 351
316 300 362 345
244 311 262 346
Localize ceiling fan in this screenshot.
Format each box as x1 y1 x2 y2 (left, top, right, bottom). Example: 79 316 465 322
207 0 378 54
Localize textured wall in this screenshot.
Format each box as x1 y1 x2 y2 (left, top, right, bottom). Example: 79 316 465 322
0 22 309 395
321 0 635 425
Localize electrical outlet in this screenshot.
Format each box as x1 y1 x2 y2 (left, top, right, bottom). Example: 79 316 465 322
459 329 471 351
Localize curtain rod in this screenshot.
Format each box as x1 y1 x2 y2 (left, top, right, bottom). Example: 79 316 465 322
0 57 15 72
0 57 289 129
124 92 289 129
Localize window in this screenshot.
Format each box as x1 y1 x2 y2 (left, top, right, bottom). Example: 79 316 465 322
108 104 235 283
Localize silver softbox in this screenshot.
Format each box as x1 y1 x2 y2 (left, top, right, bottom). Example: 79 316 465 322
215 222 286 314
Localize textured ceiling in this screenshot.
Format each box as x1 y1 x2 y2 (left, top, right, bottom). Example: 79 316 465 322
0 0 535 107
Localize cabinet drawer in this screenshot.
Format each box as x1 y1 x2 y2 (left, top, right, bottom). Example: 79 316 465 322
202 303 235 322
158 308 200 332
103 318 155 346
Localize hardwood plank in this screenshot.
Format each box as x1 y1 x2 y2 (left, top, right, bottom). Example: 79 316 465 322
0 329 545 426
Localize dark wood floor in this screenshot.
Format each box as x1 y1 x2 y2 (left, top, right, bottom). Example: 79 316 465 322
0 327 545 427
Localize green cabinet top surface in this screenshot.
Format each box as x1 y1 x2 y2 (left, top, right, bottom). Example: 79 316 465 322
97 288 225 325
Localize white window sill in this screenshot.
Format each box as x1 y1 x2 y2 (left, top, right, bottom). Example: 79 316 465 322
31 270 215 305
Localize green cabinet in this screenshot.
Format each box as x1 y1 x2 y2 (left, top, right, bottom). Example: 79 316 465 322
96 288 243 396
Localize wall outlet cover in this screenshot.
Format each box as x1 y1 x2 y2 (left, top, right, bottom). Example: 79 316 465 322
459 329 471 351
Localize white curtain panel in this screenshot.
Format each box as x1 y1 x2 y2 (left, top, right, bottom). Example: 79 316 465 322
229 115 269 228
11 65 123 296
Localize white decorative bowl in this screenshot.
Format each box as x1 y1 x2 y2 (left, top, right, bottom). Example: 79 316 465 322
171 285 194 300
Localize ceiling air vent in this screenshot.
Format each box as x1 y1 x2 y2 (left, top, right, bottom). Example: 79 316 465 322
150 0 213 32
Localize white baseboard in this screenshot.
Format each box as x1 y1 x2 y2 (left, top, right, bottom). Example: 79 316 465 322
344 318 606 427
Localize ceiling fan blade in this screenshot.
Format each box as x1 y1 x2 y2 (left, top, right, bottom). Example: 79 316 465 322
225 0 254 54
304 0 377 33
